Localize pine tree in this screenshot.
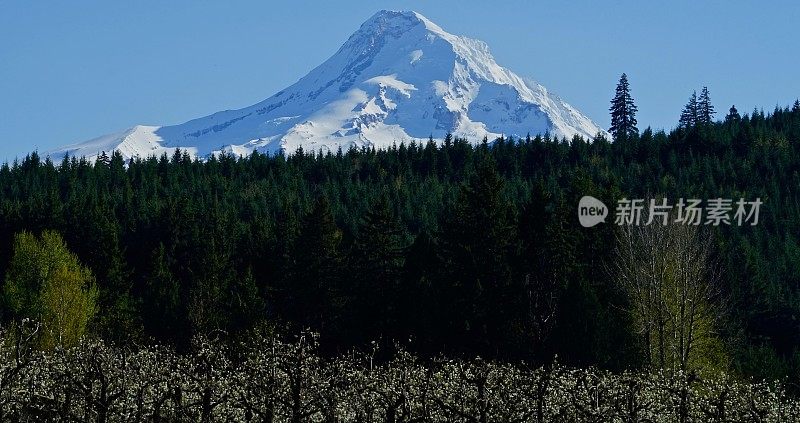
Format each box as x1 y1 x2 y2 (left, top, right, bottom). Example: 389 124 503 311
698 86 715 125
680 91 699 128
188 236 234 335
97 151 110 166
286 196 343 333
143 243 185 344
348 195 409 344
517 182 568 360
439 158 519 356
402 230 440 352
793 99 800 113
74 201 139 343
226 266 265 332
725 105 741 123
609 73 639 139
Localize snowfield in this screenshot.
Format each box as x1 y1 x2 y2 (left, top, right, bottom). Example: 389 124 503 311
46 10 606 162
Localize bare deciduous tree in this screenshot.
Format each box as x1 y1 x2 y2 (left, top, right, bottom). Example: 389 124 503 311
613 222 726 375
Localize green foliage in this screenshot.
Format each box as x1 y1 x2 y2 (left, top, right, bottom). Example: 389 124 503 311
680 91 699 128
609 73 639 139
681 86 715 129
348 195 409 345
279 196 344 340
3 230 97 350
614 224 728 376
438 158 521 356
698 86 715 125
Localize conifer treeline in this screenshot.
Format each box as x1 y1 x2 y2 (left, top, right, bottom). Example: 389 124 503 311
1 103 800 386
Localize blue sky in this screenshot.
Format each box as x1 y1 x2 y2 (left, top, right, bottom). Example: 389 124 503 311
1 0 798 160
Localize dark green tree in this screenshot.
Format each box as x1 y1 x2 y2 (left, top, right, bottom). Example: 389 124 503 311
609 73 639 139
348 195 409 345
402 230 440 353
698 86 715 125
726 105 741 123
438 158 520 357
226 266 265 333
142 243 185 344
517 183 568 360
285 197 343 335
680 91 699 128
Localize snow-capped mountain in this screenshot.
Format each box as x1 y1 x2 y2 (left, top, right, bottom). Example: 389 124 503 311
47 10 605 161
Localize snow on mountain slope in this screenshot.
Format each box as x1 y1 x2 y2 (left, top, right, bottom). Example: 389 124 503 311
46 10 606 162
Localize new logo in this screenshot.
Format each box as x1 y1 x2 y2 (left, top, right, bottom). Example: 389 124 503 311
578 196 608 227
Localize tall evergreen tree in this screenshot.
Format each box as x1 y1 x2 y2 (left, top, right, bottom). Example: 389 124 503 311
142 243 185 344
680 91 699 128
698 86 716 125
73 201 139 343
285 197 343 334
517 183 569 360
726 105 741 123
438 158 520 357
97 151 110 166
188 234 235 335
793 99 800 113
402 230 440 352
348 195 409 344
609 73 639 139
226 266 265 332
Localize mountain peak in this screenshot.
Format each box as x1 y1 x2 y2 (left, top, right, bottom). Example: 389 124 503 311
45 10 606 162
360 10 440 33
337 10 447 63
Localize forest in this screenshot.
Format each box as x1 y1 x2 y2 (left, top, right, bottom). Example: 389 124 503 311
2 97 800 419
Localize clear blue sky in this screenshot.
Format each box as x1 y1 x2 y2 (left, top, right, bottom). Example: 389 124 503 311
1 0 798 160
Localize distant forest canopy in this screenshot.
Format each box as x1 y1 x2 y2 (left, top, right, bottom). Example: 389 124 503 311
1 99 800 387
